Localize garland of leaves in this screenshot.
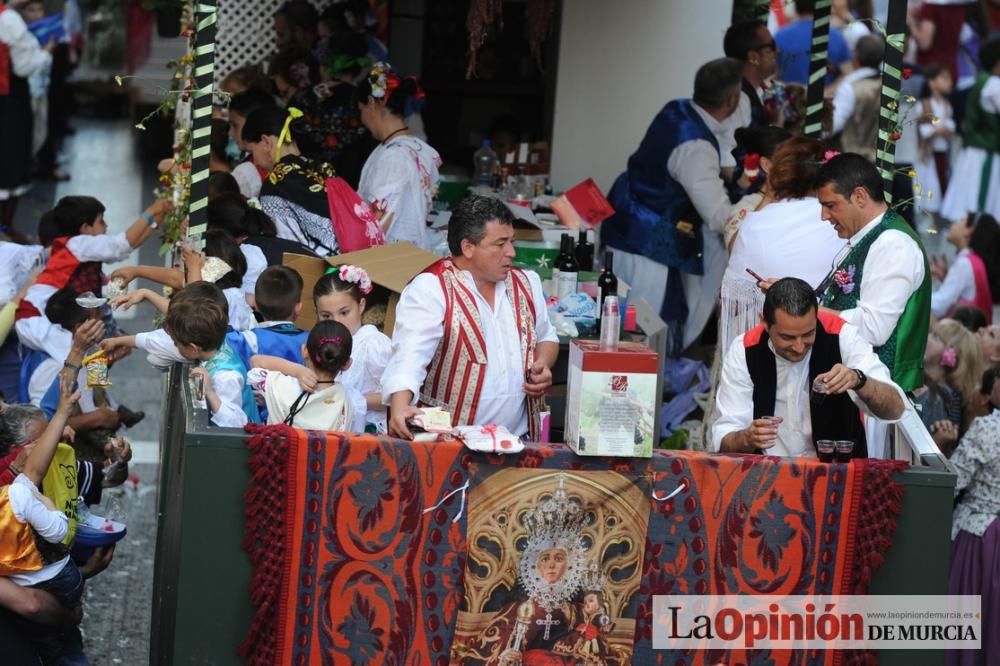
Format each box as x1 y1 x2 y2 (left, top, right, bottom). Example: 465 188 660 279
466 0 556 78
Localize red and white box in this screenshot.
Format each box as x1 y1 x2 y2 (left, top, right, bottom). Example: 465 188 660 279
565 340 659 457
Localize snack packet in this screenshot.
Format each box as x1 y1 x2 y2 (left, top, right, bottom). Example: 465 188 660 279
83 349 111 388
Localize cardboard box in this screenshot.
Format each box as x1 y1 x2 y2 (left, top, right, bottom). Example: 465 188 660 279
283 242 441 333
565 340 659 458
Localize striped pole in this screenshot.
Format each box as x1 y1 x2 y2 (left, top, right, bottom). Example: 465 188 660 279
186 1 218 249
804 0 832 138
874 0 907 205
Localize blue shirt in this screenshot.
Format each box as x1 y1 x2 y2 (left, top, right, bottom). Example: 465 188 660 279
775 19 850 85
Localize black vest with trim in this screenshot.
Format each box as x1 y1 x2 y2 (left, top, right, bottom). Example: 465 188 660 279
743 313 868 458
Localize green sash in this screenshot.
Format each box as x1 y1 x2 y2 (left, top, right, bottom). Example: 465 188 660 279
821 211 930 391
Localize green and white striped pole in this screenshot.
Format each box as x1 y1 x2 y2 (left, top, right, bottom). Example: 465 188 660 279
804 0 832 138
186 0 217 249
875 0 907 205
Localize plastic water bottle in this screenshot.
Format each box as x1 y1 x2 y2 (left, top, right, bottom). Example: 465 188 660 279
473 139 499 187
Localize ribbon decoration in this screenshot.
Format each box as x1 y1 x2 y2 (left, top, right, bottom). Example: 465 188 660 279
804 0 833 138
275 107 304 165
422 480 471 524
874 0 908 205
186 1 218 249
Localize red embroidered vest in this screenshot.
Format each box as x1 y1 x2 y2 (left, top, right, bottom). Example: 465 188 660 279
419 259 543 439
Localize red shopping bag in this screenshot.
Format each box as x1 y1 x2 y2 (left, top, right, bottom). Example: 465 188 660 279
325 177 385 252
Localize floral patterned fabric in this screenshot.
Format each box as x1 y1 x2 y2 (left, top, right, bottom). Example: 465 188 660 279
260 154 340 255
951 411 1000 538
241 426 908 666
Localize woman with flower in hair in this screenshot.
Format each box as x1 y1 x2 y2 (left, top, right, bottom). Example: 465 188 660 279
936 318 987 433
718 137 844 355
312 265 391 432
357 62 441 251
915 328 964 456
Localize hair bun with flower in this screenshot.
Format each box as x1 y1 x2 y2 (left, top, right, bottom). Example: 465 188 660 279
368 61 393 100
941 346 958 369
338 264 373 295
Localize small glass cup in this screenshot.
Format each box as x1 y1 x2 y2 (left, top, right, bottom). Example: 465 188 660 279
835 440 855 463
811 378 828 405
760 416 780 446
816 439 836 463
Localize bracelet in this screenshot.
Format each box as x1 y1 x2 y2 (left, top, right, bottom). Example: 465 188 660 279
8 463 21 477
64 361 81 371
142 212 158 229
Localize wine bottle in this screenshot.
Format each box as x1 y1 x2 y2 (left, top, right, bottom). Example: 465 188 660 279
555 234 579 302
596 250 618 322
551 233 569 293
575 229 594 271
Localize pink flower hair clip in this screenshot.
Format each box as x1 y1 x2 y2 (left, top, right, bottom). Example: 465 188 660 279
338 264 374 295
940 346 958 369
822 150 841 164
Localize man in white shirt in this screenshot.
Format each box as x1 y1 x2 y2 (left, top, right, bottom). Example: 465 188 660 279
600 58 743 353
383 196 559 439
813 153 930 397
831 34 885 158
712 278 906 456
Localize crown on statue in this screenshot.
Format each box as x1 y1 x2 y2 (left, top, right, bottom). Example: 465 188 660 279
523 473 587 550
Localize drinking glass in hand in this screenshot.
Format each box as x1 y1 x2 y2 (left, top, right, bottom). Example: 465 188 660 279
816 439 835 463
811 377 828 405
835 440 854 463
760 416 780 446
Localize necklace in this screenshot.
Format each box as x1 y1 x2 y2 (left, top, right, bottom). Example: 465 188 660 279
382 126 409 144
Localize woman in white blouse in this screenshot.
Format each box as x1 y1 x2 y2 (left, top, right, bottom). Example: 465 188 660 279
357 63 441 251
930 213 1000 324
947 397 1000 666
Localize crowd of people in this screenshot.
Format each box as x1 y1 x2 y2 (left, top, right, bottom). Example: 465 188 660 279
0 0 998 662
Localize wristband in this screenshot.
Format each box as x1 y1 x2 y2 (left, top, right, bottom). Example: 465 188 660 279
142 212 158 229
64 360 81 371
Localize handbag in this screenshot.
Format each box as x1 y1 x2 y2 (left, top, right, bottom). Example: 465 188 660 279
325 177 385 253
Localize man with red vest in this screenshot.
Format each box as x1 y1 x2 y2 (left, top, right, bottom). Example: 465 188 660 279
383 196 559 440
711 277 906 457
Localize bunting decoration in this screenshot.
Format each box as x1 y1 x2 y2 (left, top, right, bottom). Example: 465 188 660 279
874 0 907 205
804 0 832 138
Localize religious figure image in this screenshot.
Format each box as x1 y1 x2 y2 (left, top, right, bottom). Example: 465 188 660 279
450 470 648 665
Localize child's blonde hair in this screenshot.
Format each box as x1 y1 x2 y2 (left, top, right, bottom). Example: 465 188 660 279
936 318 985 429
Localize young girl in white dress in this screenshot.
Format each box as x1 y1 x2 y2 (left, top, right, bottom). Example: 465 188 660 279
313 265 391 433
357 63 441 251
248 319 363 430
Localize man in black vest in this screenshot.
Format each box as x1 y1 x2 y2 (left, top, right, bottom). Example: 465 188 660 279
711 278 906 457
723 19 779 129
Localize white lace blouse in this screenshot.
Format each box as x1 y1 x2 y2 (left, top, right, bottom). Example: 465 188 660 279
952 410 1000 539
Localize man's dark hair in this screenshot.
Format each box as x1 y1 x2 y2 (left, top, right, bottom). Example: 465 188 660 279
45 286 89 332
951 304 988 333
207 171 241 201
979 36 1000 73
447 195 515 256
795 0 815 15
38 210 59 247
814 152 886 202
724 20 766 62
255 265 304 321
854 34 884 70
763 277 818 325
274 0 318 30
693 58 744 110
229 87 277 119
52 195 106 237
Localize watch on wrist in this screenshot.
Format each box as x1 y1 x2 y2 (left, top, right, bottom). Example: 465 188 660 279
853 368 867 390
142 212 158 229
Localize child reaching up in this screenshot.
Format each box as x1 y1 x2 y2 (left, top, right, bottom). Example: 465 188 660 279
164 288 260 427
0 367 88 664
313 265 391 432
249 320 364 430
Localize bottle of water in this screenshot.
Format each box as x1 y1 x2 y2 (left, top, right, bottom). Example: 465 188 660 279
473 139 499 187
